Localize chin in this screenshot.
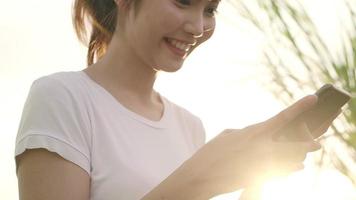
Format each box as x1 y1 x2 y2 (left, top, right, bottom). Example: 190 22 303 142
155 62 183 73
154 59 184 72
159 65 183 73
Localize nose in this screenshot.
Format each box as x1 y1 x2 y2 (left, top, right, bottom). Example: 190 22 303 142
183 13 205 38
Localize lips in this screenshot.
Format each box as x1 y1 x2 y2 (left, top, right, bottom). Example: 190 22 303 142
164 37 195 58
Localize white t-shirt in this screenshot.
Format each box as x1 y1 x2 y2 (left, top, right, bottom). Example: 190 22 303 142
15 71 206 200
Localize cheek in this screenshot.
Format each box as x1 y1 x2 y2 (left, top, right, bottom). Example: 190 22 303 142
134 5 183 51
159 9 185 33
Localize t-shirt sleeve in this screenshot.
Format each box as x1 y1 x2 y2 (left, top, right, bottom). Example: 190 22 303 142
15 76 92 174
192 117 206 150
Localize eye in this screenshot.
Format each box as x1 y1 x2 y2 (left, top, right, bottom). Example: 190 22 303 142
205 5 218 17
175 0 191 6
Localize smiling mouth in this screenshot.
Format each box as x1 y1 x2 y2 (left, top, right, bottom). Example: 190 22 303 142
164 37 193 58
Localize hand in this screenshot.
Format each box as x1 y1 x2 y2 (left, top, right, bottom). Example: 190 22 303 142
273 98 342 141
190 95 324 197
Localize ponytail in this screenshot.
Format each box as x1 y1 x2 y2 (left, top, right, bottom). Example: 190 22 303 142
73 0 118 65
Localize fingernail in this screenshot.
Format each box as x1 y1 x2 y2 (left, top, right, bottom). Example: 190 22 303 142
311 141 321 151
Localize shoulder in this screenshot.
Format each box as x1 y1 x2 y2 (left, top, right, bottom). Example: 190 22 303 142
32 71 85 92
23 71 93 120
29 71 89 101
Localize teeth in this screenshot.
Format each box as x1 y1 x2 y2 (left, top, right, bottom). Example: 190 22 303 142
167 38 191 52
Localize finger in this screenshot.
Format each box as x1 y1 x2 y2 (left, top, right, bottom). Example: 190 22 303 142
275 120 315 142
297 122 314 141
312 109 342 138
263 95 318 135
272 140 321 163
289 140 321 153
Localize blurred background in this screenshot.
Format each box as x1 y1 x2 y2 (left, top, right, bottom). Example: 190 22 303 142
1 0 355 199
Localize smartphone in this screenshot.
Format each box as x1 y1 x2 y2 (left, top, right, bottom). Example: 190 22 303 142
276 84 351 141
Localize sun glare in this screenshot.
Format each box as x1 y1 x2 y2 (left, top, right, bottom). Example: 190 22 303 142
260 169 356 200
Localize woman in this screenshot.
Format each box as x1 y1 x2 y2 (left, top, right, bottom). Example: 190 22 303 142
15 0 338 199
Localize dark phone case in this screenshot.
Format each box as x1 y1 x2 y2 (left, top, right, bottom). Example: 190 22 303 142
304 84 351 132
276 84 351 141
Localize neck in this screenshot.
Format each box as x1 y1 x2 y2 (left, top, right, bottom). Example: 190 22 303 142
86 33 159 102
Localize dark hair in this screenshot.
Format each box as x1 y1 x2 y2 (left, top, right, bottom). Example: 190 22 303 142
73 0 119 65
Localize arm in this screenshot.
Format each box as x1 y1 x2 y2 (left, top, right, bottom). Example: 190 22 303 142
16 149 90 200
143 95 324 199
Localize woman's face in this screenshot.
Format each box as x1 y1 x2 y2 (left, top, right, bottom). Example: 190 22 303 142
118 0 219 72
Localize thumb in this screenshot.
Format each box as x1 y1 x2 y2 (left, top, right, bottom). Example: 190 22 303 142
263 95 318 134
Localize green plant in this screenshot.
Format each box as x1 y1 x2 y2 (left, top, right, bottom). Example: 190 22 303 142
230 0 356 185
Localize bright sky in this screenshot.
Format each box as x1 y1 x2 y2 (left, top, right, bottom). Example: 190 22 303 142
1 0 355 199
